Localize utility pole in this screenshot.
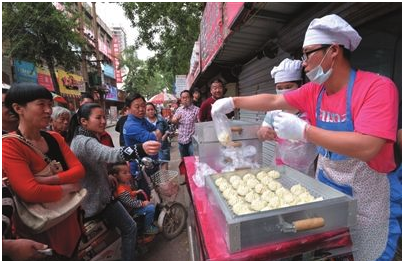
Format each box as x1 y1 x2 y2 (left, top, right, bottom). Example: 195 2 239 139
92 2 101 85
78 2 88 92
92 2 106 113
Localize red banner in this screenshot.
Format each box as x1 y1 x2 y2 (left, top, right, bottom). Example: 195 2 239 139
200 3 224 72
98 39 113 61
36 66 54 91
113 36 123 83
224 2 245 29
200 3 245 72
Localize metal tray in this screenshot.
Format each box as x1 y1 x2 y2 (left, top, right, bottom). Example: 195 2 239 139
205 166 357 253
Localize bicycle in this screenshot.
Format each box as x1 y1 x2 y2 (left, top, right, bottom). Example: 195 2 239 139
139 157 187 240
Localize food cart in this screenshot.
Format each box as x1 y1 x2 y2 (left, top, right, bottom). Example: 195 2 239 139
184 121 357 261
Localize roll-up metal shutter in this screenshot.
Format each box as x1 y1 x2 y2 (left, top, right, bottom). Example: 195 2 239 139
238 50 291 167
277 2 401 53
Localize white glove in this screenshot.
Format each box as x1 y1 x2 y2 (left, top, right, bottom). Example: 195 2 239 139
211 97 234 116
272 111 308 140
262 110 281 127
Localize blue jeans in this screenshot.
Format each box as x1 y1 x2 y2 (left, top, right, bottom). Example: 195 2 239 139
130 203 156 230
159 148 170 161
101 201 137 261
178 142 194 158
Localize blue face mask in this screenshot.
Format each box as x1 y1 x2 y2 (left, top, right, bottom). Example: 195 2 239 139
306 47 333 84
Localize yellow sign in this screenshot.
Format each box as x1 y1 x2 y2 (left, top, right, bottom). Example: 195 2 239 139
57 70 85 95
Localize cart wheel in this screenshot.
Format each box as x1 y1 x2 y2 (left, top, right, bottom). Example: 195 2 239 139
161 202 187 240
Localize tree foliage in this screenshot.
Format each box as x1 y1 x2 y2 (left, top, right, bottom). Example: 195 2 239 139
2 3 85 93
121 2 203 90
119 47 166 98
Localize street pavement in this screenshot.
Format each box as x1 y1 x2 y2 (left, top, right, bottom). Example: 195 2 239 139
106 124 191 261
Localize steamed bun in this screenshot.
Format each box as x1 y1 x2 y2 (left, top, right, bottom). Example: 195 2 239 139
267 170 281 179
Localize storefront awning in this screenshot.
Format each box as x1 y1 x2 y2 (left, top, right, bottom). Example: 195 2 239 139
192 2 400 89
193 2 308 88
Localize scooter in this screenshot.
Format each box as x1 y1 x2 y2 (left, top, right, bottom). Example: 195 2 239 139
76 201 152 261
76 157 187 261
139 157 187 240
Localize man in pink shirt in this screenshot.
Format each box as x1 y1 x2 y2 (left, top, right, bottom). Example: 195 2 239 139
212 14 400 261
171 90 199 158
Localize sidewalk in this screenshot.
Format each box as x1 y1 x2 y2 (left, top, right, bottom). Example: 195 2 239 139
106 126 189 261
139 139 190 261
108 124 190 260
106 120 117 129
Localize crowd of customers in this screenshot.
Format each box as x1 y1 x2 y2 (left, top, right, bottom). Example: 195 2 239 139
1 83 161 261
1 83 207 260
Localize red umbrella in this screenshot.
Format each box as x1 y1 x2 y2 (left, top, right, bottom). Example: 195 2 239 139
52 93 67 104
148 92 177 105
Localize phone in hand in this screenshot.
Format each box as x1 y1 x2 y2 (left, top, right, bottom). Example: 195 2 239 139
37 248 53 256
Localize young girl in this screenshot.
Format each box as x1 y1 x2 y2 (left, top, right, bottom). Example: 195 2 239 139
110 162 159 235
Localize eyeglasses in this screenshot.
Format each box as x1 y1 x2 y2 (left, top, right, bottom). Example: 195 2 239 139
301 45 330 62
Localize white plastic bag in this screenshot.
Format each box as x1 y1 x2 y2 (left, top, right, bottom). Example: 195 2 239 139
220 145 260 172
192 162 217 187
212 112 232 146
276 139 317 175
150 189 161 205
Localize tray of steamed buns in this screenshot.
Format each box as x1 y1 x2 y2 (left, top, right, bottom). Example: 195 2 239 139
212 168 324 216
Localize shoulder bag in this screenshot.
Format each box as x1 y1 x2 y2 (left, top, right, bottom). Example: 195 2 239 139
2 133 87 234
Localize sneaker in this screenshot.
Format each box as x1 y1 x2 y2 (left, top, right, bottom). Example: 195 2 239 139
144 225 159 235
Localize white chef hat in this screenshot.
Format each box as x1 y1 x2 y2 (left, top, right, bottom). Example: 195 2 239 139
270 58 303 83
303 14 362 51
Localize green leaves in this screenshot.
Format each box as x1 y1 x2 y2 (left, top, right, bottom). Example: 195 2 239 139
2 3 85 73
118 47 163 97
121 2 203 89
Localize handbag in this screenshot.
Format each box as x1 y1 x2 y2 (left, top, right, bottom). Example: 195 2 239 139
2 134 87 234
